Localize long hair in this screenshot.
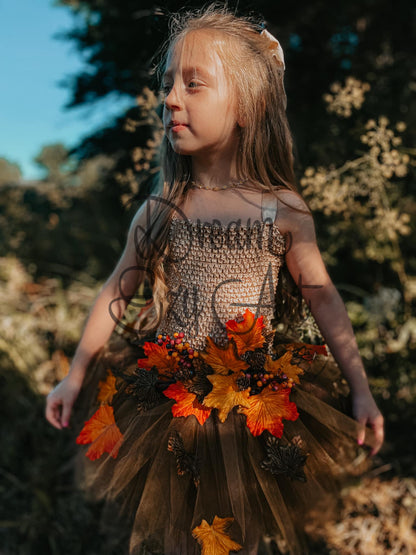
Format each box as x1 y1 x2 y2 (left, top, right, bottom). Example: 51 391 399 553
132 3 311 340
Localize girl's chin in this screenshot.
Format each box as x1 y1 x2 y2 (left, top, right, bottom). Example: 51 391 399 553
169 143 194 156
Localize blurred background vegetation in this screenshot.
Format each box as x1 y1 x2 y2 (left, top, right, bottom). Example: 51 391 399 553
1 0 415 553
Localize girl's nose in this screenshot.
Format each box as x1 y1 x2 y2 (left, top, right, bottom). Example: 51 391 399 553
164 85 183 111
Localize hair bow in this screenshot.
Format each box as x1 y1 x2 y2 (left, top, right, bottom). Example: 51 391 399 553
260 29 286 71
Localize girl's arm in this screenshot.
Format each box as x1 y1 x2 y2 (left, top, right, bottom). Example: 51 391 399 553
45 199 152 429
278 192 384 455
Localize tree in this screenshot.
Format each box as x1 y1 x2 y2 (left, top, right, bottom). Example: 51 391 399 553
0 157 22 185
53 0 415 166
33 143 74 185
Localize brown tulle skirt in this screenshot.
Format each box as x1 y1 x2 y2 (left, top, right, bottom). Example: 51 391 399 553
70 330 376 555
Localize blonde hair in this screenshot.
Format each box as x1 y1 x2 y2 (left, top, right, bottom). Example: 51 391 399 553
133 3 310 340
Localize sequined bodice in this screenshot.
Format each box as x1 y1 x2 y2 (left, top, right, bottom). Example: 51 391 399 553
156 205 286 351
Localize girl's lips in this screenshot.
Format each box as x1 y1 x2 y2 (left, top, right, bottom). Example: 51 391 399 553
170 124 188 132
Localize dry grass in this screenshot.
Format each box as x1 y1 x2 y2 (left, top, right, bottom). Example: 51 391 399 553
0 255 100 395
307 476 416 554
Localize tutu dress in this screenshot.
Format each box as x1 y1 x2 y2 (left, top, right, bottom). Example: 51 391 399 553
72 192 375 555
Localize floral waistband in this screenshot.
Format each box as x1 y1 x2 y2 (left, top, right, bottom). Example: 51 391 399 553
76 308 327 461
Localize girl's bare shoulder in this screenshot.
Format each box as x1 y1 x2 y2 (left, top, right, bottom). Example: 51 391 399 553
130 194 164 227
274 189 313 235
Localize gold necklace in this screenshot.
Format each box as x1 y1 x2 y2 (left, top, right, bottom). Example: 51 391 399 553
190 178 249 191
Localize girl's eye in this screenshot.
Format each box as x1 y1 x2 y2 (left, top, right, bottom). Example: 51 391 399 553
160 81 201 97
188 81 200 89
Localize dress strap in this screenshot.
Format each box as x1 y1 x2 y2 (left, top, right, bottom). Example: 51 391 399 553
261 190 278 223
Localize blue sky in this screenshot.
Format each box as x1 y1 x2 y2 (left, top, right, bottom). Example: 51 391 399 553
0 0 134 180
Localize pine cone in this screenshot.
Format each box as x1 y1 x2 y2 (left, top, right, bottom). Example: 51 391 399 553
261 434 308 482
123 367 164 412
243 349 267 372
167 430 200 487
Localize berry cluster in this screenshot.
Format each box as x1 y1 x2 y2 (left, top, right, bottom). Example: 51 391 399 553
157 331 199 377
156 332 296 396
240 369 294 395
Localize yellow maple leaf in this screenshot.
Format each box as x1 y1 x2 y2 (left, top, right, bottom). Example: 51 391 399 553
192 516 243 554
238 386 299 437
200 336 249 375
97 369 117 404
264 351 304 384
203 374 250 423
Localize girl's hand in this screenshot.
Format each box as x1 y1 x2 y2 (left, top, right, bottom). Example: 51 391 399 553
45 375 83 430
352 390 384 456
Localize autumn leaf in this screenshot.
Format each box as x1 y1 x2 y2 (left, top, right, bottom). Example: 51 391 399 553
192 516 243 554
52 349 70 380
163 382 211 425
97 369 117 404
280 342 328 361
76 405 123 461
225 309 265 355
264 352 305 385
203 374 251 423
137 341 178 378
200 336 249 375
238 386 299 438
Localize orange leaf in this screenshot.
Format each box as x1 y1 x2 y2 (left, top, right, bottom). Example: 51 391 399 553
203 374 251 423
200 336 249 375
163 382 211 425
281 342 328 361
76 405 123 461
239 386 298 438
192 515 243 554
51 349 70 380
264 352 304 385
97 369 117 404
225 309 265 355
137 341 178 378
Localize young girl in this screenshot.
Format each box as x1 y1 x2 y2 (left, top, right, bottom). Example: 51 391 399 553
45 5 384 554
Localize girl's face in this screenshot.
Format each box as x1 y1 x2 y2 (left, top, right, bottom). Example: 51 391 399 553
162 31 240 158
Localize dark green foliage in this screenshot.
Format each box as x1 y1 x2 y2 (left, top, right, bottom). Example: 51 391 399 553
0 182 128 285
0 363 130 555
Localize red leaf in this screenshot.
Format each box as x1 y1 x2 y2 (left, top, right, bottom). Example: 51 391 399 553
137 341 179 378
163 382 211 425
280 342 328 361
76 405 123 460
225 309 265 355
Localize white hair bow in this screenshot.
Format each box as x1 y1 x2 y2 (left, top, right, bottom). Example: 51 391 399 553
260 29 286 71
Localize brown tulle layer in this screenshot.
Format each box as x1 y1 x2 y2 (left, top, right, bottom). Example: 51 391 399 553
70 331 376 555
